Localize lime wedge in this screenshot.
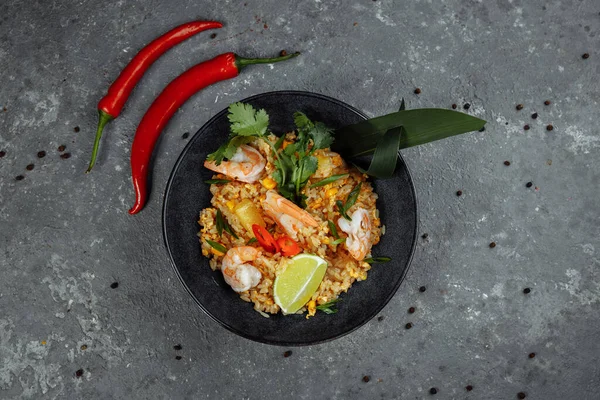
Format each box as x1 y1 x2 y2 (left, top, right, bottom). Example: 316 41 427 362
274 254 328 315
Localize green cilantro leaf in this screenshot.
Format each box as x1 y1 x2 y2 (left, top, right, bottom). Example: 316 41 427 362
227 102 269 136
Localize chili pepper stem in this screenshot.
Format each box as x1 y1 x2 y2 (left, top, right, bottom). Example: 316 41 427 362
86 110 113 173
235 52 300 71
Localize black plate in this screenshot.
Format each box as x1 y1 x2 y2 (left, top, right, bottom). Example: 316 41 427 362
163 91 417 346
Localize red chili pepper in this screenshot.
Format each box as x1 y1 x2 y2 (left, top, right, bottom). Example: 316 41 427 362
128 51 300 214
86 20 223 173
276 235 301 257
252 224 280 254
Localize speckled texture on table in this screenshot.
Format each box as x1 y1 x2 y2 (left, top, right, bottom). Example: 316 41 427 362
0 0 599 399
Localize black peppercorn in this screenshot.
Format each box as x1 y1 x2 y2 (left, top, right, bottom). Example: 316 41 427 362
429 387 438 395
546 124 554 131
452 104 457 109
15 175 24 181
74 126 80 133
582 53 589 59
58 145 66 152
489 242 496 248
283 350 293 358
182 132 190 139
526 182 533 188
377 315 385 322
504 161 511 166
466 385 473 391
456 190 462 196
422 233 429 239
517 392 527 399
75 369 84 377
0 150 5 158
60 153 71 159
463 103 470 110
280 50 287 57
531 113 538 119
174 344 182 351
210 33 217 39
516 104 524 110
478 126 485 132
408 307 415 314
529 352 536 358
524 124 530 130
26 164 34 171
544 100 551 106
419 286 426 292
523 287 531 294
110 282 119 289
80 345 88 350
405 322 413 329
175 356 182 360
37 151 46 158
414 88 421 94
362 375 371 383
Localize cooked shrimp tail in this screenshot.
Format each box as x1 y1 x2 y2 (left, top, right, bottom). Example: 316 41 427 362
337 207 372 261
262 190 319 239
204 145 266 183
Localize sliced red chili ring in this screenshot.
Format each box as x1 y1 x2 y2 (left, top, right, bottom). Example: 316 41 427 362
252 224 280 253
276 235 300 257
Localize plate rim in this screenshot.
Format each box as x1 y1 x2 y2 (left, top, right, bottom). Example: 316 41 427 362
162 90 418 346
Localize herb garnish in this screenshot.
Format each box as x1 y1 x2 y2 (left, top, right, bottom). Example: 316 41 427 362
206 103 335 208
216 209 239 239
316 298 341 314
206 239 227 254
328 220 339 239
336 182 362 221
309 173 349 188
272 112 335 206
204 179 231 184
364 257 392 264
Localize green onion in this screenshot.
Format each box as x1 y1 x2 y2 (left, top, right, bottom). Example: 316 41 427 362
247 237 258 245
331 238 346 245
364 257 392 264
316 298 341 314
204 179 231 185
309 173 349 188
336 200 351 221
206 240 227 254
216 209 239 239
345 182 362 211
328 221 339 239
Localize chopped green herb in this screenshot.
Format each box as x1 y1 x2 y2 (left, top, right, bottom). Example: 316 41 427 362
216 209 239 239
247 237 258 245
204 179 231 184
206 240 227 254
328 220 339 239
215 209 224 236
364 257 392 264
336 182 362 220
336 200 351 221
331 238 346 245
316 298 341 314
309 173 349 188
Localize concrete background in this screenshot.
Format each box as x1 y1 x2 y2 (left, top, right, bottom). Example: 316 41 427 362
1 0 599 398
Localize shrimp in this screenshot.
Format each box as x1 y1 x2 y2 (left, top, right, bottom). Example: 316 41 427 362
262 190 319 240
221 246 262 292
337 207 372 261
204 145 266 183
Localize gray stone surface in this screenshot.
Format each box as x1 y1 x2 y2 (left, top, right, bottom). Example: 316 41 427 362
1 0 599 398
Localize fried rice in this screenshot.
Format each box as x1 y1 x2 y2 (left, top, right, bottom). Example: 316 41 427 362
198 135 382 317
